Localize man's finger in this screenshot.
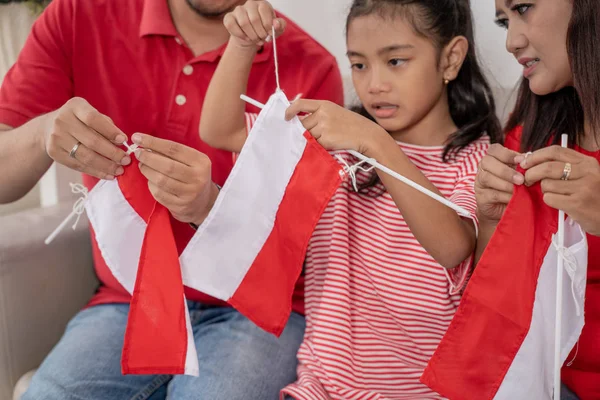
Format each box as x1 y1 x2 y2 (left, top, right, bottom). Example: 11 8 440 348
131 133 196 166
139 163 189 197
58 135 123 177
148 182 185 210
69 117 129 165
285 99 322 121
73 102 127 144
520 145 582 169
135 148 190 182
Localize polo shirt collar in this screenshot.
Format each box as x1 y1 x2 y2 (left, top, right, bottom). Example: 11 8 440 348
140 0 178 38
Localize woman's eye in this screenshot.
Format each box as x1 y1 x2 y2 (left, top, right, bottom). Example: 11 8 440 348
512 4 532 16
389 58 406 67
351 63 366 71
495 18 508 29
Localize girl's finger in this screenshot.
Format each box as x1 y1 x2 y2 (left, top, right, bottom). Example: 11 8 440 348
234 6 261 43
285 99 322 120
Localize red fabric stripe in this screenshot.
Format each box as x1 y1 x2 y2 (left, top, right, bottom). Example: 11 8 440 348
421 181 557 399
117 160 187 374
118 159 155 223
228 132 342 336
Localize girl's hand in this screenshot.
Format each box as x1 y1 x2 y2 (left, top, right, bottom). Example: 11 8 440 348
474 144 524 224
223 1 286 49
285 99 387 153
517 145 600 236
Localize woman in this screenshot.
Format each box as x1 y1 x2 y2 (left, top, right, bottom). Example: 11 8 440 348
476 1 600 399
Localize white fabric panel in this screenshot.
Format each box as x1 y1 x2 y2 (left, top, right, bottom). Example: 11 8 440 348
182 297 200 376
495 218 588 399
85 180 146 294
180 91 307 300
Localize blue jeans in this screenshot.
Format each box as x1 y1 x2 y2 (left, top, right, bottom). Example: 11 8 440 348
22 302 305 400
561 383 580 400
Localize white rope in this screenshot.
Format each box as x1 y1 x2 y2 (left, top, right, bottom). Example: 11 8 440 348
271 25 281 91
553 133 569 400
347 150 471 217
335 155 375 192
44 183 89 245
552 235 583 316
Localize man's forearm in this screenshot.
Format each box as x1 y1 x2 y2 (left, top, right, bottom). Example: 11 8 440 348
0 116 53 204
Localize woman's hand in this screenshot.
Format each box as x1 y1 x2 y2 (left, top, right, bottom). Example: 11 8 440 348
518 145 600 236
474 144 524 224
223 1 286 49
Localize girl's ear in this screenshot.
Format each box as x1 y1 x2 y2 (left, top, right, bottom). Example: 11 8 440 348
441 36 469 82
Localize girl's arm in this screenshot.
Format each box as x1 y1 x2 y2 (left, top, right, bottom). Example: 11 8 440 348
199 1 285 153
365 131 477 270
200 43 257 153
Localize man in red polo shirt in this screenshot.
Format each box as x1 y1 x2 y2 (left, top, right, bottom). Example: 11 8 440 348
0 0 343 398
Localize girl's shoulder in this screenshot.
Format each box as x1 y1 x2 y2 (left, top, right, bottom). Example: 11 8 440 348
448 135 491 166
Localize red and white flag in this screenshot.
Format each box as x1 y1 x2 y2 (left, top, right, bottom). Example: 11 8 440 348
83 90 342 374
85 161 199 376
421 181 588 399
180 91 343 336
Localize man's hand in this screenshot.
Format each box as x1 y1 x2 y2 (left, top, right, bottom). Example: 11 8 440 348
132 133 218 226
43 97 130 180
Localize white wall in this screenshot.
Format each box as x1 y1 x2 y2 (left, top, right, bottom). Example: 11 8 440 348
271 0 522 89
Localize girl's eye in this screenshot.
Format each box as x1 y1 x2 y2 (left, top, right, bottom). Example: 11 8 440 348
389 58 406 67
351 63 366 71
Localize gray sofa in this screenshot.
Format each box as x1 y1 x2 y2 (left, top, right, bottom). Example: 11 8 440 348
0 202 98 399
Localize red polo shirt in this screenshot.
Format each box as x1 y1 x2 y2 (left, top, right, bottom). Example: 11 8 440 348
506 127 600 400
0 0 344 315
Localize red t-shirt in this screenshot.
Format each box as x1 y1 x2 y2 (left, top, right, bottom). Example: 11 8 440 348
0 0 344 315
506 127 600 400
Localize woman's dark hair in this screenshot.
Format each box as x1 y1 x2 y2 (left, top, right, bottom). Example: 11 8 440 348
505 0 598 152
347 0 502 165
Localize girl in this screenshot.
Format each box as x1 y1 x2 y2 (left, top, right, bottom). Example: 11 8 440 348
201 0 501 398
476 1 600 399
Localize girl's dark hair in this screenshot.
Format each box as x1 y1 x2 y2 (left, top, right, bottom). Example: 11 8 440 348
505 0 598 152
347 0 502 166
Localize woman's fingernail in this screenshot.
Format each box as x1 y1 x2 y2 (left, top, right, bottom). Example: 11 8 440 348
131 133 142 144
265 35 272 43
121 156 131 166
513 174 524 185
514 155 525 164
115 166 124 176
115 134 127 144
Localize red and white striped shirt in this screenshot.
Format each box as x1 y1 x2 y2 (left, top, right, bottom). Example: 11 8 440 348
281 137 490 400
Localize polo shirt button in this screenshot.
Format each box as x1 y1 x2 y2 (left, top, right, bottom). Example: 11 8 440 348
183 65 193 75
175 95 187 106
175 37 182 45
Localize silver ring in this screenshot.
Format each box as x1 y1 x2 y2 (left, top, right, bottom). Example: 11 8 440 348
69 142 82 159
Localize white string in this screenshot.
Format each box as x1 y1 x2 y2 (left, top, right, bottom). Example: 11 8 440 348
335 155 375 192
271 25 281 91
44 183 89 245
122 141 139 156
348 150 471 217
566 341 579 367
551 235 583 316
